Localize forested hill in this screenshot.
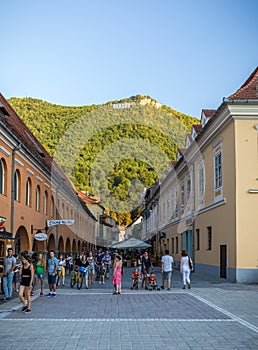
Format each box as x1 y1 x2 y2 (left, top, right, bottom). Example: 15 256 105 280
8 96 199 225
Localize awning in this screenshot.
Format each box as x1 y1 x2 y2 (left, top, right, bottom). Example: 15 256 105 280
111 237 151 249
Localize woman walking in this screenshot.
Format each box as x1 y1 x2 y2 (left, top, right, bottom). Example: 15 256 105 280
19 254 34 313
180 250 193 289
31 253 45 296
112 255 122 295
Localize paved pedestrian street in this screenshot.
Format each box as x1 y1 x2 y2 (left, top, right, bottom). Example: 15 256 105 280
0 268 257 350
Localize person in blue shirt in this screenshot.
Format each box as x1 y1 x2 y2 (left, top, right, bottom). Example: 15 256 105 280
47 250 58 298
103 250 112 279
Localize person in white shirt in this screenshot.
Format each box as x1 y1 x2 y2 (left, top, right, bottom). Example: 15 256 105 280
180 250 193 289
161 250 174 291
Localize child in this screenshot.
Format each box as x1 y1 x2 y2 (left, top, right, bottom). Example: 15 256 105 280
149 271 157 289
131 267 140 290
112 255 122 295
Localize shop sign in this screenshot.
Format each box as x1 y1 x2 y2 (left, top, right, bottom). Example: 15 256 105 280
34 233 48 241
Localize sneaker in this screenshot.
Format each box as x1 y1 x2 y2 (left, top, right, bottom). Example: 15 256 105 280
85 286 88 289
167 288 171 291
30 292 34 296
40 292 44 297
99 281 101 284
188 284 191 289
22 306 27 312
24 309 31 313
51 293 56 298
46 292 52 297
102 281 105 284
160 286 164 290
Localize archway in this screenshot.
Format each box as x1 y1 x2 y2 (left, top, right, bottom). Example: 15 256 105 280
48 234 55 251
15 226 29 254
58 236 64 253
66 237 71 253
72 239 76 253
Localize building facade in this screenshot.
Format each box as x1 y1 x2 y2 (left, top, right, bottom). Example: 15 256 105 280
0 93 96 257
142 67 258 283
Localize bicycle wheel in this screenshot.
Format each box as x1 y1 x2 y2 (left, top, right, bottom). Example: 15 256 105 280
70 272 76 288
77 274 83 289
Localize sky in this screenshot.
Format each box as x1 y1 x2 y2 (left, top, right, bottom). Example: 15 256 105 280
1 0 258 118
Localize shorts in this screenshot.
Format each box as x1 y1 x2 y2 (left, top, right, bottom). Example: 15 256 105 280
20 277 31 287
48 273 57 285
162 271 172 281
89 266 95 271
35 273 45 279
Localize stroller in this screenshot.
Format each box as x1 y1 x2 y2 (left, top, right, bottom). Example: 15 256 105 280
148 269 160 291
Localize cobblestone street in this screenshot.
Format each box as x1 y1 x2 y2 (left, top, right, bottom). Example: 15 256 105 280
0 267 257 349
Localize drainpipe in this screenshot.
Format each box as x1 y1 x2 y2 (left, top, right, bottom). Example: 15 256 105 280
11 143 22 237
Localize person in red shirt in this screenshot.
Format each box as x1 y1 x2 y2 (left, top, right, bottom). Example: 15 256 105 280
131 267 140 290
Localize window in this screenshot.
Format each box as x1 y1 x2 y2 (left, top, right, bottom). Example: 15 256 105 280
198 167 204 198
196 229 200 250
14 170 20 201
172 238 174 254
43 191 48 215
26 178 31 206
207 226 212 250
36 185 40 211
50 196 54 217
0 158 7 195
180 182 185 209
176 237 178 254
186 178 191 202
214 151 222 189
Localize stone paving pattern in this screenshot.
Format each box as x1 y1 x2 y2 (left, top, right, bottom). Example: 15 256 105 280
0 267 257 349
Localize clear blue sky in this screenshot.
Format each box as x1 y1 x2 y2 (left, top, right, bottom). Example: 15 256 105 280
1 0 258 118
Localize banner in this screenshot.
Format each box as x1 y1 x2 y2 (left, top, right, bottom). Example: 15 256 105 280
47 219 74 227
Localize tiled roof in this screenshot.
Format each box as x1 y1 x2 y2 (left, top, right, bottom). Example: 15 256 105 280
228 66 258 100
193 124 202 133
202 109 216 119
0 93 75 193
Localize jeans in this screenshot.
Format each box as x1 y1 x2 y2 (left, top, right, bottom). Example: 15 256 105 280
3 272 14 298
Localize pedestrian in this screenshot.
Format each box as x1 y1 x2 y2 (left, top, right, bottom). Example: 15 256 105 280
31 253 45 296
141 251 152 290
180 250 193 289
46 250 58 298
161 249 174 291
19 254 34 313
2 247 16 301
112 255 122 295
65 254 70 275
103 250 112 279
57 254 66 286
13 254 21 293
87 251 95 284
95 249 104 282
79 254 90 289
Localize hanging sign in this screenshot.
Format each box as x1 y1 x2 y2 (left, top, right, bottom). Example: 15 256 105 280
47 219 74 227
0 217 6 231
34 233 48 241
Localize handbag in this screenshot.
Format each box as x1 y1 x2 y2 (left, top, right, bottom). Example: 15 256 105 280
188 257 193 271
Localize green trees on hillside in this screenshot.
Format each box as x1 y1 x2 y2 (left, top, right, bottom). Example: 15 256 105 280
8 96 199 225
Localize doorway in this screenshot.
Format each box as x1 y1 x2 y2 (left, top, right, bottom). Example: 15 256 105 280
220 245 227 278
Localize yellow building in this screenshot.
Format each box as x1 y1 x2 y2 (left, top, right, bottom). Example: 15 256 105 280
0 93 96 257
144 67 258 283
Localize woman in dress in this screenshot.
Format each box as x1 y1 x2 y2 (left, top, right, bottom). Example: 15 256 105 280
19 254 34 313
112 255 122 295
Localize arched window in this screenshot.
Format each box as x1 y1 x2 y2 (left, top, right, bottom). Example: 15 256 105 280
44 191 48 215
26 178 32 206
36 185 40 211
50 196 54 217
14 169 21 201
0 158 7 195
62 203 65 219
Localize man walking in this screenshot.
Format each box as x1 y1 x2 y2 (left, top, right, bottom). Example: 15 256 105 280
161 250 174 291
2 247 16 300
47 250 58 298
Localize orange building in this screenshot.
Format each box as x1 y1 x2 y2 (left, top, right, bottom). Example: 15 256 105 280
0 93 96 258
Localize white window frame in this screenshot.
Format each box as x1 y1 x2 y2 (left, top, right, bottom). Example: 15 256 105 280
214 144 223 202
